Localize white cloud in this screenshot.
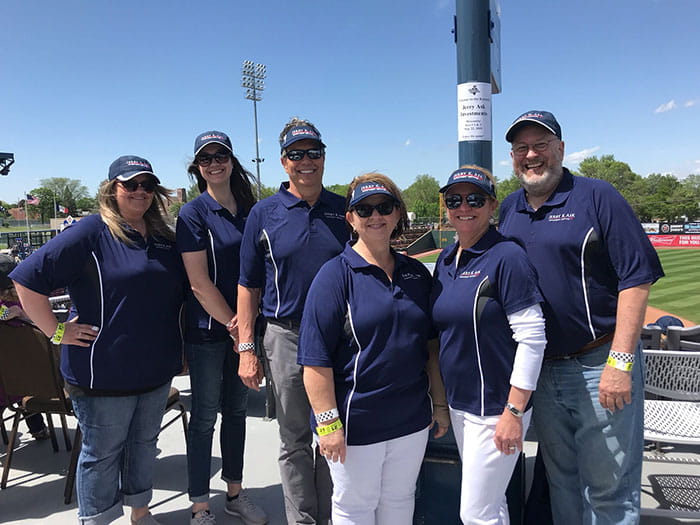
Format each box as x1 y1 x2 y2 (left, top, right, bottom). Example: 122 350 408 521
565 146 600 165
654 100 677 113
404 139 411 147
498 160 510 167
685 99 698 108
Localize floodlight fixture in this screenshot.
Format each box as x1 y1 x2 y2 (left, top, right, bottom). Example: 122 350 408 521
241 60 266 198
0 152 14 176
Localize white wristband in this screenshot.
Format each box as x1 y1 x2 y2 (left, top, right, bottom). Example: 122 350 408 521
315 408 339 424
238 342 255 353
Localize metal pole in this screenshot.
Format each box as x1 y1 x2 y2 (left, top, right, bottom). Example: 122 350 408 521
455 0 492 171
252 90 262 199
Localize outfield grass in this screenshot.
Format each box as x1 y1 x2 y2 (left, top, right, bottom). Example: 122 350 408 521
650 248 700 323
417 247 699 324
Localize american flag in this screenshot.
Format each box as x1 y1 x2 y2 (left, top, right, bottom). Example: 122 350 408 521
26 194 40 205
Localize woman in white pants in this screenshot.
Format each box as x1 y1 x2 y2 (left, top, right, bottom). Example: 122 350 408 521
430 166 546 525
299 174 449 525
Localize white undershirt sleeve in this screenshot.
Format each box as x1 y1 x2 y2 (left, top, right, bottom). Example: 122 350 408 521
507 304 546 391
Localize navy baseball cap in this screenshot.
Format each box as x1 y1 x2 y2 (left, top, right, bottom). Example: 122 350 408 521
108 155 160 183
505 110 562 142
194 131 233 156
0 253 17 289
280 125 326 151
439 167 496 198
349 181 396 208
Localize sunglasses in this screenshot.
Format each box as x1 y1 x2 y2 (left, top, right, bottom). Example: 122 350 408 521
119 178 158 193
351 200 397 218
195 152 231 167
284 148 324 161
444 193 488 210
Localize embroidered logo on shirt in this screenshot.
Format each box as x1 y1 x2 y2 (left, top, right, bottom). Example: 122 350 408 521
401 272 421 280
323 212 345 220
459 270 481 279
547 213 575 222
152 241 173 250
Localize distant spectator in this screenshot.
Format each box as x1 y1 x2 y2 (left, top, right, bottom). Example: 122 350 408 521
648 315 684 334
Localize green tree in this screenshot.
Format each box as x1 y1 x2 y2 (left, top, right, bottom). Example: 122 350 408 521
326 183 349 198
578 155 645 217
39 177 91 214
403 174 440 218
169 200 185 218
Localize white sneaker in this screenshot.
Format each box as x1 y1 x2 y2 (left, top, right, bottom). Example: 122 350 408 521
224 490 268 524
190 509 216 525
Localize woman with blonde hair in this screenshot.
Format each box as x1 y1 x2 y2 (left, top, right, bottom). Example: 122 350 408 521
11 155 186 525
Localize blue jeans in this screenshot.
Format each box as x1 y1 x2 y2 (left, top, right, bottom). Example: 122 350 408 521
71 382 171 525
532 343 644 525
185 339 248 502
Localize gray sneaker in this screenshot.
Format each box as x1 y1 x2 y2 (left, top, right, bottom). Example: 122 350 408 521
190 509 216 525
224 490 268 524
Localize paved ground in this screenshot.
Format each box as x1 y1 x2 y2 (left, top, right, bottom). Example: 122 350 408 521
1 374 698 524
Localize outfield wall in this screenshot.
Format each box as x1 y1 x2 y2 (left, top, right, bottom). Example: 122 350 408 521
647 235 700 248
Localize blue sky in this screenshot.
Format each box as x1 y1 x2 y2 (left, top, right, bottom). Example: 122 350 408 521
1 0 698 204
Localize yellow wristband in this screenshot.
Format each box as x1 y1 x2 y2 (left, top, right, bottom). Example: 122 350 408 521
51 322 66 344
606 356 633 372
0 305 9 321
316 419 343 436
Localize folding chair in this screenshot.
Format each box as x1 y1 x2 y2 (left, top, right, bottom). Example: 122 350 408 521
0 321 80 494
642 349 700 519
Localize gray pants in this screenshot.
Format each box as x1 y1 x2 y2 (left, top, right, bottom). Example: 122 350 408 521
263 321 332 524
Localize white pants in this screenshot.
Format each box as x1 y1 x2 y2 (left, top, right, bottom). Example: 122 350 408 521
450 407 532 525
325 426 430 525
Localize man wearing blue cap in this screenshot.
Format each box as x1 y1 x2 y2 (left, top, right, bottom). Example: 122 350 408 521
237 118 348 524
499 111 664 524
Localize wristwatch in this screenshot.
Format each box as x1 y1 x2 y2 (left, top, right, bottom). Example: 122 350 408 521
505 402 524 418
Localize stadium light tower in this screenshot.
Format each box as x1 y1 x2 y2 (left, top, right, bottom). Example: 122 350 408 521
241 60 266 198
0 152 15 176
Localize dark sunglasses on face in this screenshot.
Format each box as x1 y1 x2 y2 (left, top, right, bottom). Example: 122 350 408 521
352 200 397 218
119 178 158 193
195 152 231 167
284 148 324 161
444 192 488 210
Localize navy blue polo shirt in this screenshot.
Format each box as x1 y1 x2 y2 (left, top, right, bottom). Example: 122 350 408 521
239 183 349 320
10 214 186 392
298 243 433 445
431 227 543 416
499 168 664 357
176 191 247 343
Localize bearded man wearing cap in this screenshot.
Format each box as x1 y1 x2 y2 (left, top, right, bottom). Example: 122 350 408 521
237 118 348 524
499 111 664 524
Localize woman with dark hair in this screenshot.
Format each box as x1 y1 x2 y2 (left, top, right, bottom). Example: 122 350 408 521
298 173 448 525
176 131 267 525
11 155 186 525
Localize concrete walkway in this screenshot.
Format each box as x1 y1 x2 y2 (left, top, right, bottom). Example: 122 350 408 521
1 374 698 524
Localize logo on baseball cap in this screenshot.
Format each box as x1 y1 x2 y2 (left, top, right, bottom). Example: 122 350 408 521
194 131 233 156
349 181 396 208
505 110 562 142
108 155 160 183
280 125 326 151
439 167 496 198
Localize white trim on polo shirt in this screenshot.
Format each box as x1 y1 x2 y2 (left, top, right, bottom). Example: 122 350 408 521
473 276 488 416
346 301 362 444
262 229 282 318
89 251 104 390
207 229 216 330
579 227 597 340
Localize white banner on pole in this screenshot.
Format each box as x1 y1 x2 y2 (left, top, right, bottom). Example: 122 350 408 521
457 82 492 142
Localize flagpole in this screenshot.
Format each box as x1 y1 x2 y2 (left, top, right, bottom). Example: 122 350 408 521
53 191 58 233
24 192 30 251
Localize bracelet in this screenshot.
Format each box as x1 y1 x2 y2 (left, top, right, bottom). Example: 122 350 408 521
0 305 9 321
225 318 235 330
315 408 340 424
505 402 524 418
50 322 66 344
607 355 633 372
316 419 343 436
238 342 255 353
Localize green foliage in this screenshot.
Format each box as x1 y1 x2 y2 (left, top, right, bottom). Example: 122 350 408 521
326 184 350 199
169 201 185 218
403 174 441 218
